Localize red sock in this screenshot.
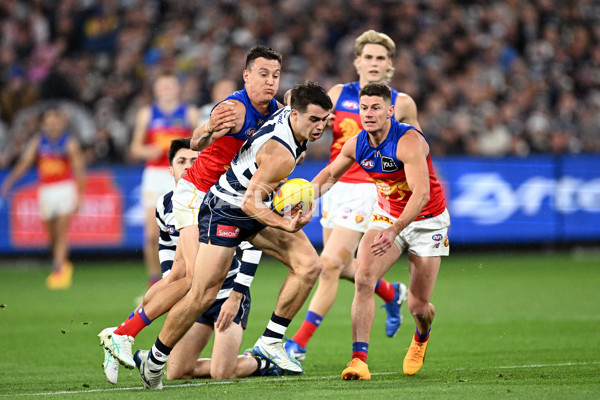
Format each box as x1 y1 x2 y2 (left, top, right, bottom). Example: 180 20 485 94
292 320 319 348
375 279 395 303
113 313 147 338
414 328 430 343
352 351 368 363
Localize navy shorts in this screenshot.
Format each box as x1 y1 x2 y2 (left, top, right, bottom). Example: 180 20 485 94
198 191 267 247
197 292 251 329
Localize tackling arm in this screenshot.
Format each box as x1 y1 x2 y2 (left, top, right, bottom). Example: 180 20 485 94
190 100 240 151
311 136 357 198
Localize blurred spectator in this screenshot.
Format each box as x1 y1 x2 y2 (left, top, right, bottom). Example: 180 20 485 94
0 0 599 161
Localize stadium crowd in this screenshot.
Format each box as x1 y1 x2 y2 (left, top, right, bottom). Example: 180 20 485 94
1 0 599 167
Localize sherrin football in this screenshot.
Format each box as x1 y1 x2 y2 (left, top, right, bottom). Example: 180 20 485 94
273 178 314 218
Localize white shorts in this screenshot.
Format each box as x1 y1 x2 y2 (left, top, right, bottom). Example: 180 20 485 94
38 180 78 220
320 182 378 232
172 178 206 231
368 205 451 257
142 166 175 209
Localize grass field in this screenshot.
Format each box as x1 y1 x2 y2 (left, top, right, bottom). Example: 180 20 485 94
1 250 599 399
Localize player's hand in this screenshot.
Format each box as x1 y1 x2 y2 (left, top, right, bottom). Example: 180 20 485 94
285 203 315 232
215 291 242 332
370 226 399 256
209 101 237 133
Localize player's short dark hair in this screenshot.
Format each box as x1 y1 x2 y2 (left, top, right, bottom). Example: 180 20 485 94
168 138 191 166
245 45 282 69
359 82 392 104
290 81 333 113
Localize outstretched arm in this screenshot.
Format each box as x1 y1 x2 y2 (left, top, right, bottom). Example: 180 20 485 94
1 136 40 197
311 136 357 198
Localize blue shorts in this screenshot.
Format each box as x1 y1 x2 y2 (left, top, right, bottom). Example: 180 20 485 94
197 292 251 329
198 191 267 247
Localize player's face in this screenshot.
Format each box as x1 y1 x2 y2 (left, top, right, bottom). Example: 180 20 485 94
154 76 180 103
243 57 281 104
42 110 68 137
356 43 392 83
292 104 330 142
359 95 394 134
169 148 198 183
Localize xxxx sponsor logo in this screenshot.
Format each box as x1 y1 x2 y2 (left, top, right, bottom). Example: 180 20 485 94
371 214 393 225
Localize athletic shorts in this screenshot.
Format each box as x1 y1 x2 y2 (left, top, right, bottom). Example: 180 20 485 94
320 182 378 232
141 166 174 209
172 178 205 231
197 291 251 329
368 205 451 257
38 180 78 220
198 191 266 247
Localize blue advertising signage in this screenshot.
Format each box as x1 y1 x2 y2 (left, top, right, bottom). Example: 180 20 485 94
0 155 599 254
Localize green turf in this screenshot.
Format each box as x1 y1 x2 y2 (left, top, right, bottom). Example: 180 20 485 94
1 251 599 399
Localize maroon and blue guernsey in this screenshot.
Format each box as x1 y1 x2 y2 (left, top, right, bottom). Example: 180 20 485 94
355 120 446 219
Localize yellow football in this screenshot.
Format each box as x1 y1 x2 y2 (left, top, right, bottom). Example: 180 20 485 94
273 178 314 218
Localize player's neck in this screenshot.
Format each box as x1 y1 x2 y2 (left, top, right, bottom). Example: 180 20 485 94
250 98 271 115
366 123 391 147
156 99 179 112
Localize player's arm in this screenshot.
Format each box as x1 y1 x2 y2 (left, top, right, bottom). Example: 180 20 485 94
371 130 431 256
240 141 311 232
130 106 161 161
1 135 40 197
185 104 200 131
67 136 86 210
190 100 240 151
311 136 357 198
217 244 262 331
394 92 421 131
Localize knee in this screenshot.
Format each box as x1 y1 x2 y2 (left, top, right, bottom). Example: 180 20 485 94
320 254 345 281
210 366 235 380
354 266 378 293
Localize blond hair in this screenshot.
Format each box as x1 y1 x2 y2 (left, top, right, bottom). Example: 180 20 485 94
353 30 396 81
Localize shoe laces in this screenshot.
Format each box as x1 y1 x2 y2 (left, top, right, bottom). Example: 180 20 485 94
406 342 425 361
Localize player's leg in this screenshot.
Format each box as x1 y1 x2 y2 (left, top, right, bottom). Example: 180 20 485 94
402 253 440 375
143 204 161 287
286 225 360 361
166 322 213 380
134 243 235 388
249 228 321 374
342 228 399 380
210 322 251 379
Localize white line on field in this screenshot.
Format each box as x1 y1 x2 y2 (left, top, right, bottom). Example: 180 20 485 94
6 362 599 397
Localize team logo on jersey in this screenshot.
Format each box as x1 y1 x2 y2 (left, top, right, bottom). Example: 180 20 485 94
244 128 256 138
342 100 359 110
381 156 398 172
216 225 240 238
361 159 374 169
167 225 176 235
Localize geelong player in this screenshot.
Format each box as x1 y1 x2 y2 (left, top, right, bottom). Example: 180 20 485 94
286 30 416 361
130 71 199 287
312 83 449 380
133 82 332 389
